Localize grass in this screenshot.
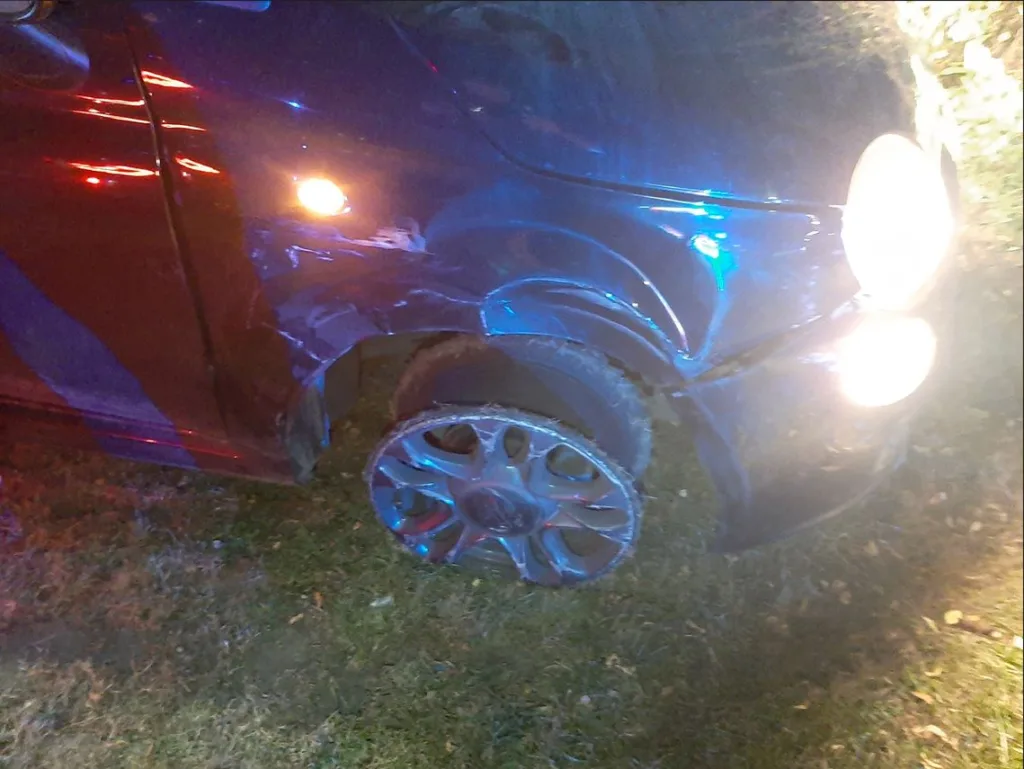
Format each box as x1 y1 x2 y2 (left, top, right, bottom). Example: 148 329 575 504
2 7 1023 769
0 259 1020 768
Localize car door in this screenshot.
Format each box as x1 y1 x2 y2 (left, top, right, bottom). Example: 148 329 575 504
0 2 224 465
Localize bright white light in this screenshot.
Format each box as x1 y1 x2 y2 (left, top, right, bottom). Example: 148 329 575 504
836 315 936 408
842 134 954 309
297 178 348 216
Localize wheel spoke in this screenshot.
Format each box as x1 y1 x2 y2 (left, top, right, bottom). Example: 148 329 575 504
522 430 562 461
377 455 454 505
402 432 475 481
527 460 614 503
445 525 486 564
400 513 460 561
398 508 457 537
498 534 552 583
547 503 633 545
537 528 607 580
471 420 519 482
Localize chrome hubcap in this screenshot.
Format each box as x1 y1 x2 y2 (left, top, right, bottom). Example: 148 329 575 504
365 406 642 586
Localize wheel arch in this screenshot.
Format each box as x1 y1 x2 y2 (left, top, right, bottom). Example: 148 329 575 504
281 276 687 481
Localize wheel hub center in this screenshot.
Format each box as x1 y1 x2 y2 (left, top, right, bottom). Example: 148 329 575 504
462 487 536 535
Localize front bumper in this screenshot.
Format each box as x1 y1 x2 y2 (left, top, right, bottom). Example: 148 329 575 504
678 273 954 551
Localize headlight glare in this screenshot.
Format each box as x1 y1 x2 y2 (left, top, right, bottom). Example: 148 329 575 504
842 134 953 309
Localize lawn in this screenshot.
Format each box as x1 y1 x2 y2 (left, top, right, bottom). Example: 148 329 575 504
1 5 1022 769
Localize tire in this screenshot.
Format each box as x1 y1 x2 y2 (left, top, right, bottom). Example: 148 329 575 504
391 335 652 477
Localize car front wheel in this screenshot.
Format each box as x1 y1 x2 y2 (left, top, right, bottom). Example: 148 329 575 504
364 335 652 586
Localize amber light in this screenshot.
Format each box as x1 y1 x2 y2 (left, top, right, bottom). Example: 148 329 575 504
297 178 349 216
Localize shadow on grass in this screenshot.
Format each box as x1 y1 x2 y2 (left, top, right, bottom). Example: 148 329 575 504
0 264 1020 768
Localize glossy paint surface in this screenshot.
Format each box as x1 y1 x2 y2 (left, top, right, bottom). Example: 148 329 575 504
394 1 916 205
0 3 233 469
0 1 949 546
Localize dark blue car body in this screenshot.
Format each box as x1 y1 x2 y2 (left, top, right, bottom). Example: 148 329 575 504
0 1 956 550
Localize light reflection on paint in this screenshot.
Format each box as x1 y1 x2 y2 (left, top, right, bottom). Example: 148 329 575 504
176 156 221 174
162 121 206 132
649 204 708 217
72 109 149 125
140 70 194 89
691 234 720 259
691 233 736 291
85 176 101 185
76 95 146 107
71 108 205 132
69 162 157 178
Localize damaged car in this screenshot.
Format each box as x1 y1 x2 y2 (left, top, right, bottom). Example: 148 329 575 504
0 0 959 584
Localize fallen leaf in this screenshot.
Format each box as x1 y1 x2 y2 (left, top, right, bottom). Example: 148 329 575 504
288 613 304 625
913 691 935 705
1013 635 1023 650
924 667 943 678
793 701 810 710
915 724 949 741
969 521 983 533
864 540 880 557
370 596 394 608
943 610 963 626
954 615 998 637
313 591 323 610
445 740 455 753
839 591 853 605
685 619 706 635
922 616 939 633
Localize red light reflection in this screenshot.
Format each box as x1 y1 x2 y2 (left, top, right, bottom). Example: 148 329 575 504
72 108 205 132
141 70 194 90
161 121 206 132
175 156 221 175
72 108 149 125
85 176 101 185
76 95 146 107
70 162 157 178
